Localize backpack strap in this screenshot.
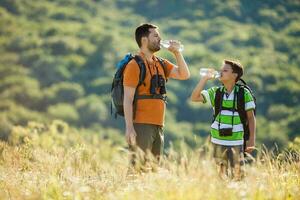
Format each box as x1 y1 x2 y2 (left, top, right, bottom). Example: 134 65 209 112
134 55 167 83
131 55 146 119
236 85 249 152
213 87 224 122
238 79 257 115
239 78 247 86
156 57 168 81
237 86 247 126
133 55 146 86
131 55 168 120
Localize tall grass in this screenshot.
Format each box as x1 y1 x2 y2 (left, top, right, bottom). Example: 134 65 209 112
0 121 299 200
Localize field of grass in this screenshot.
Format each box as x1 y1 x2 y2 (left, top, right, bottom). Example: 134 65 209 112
0 121 299 200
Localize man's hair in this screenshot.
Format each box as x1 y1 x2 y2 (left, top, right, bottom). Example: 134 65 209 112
224 59 244 82
135 23 158 48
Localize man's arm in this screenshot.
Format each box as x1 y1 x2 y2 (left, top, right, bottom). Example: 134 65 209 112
168 51 190 80
165 41 190 80
123 86 136 145
245 110 256 153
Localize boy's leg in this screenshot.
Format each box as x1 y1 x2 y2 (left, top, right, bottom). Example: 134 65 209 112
228 145 245 180
212 143 228 178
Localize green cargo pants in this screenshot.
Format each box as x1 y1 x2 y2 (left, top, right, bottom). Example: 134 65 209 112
129 123 164 172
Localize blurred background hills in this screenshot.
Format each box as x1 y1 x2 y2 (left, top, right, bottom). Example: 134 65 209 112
0 0 299 150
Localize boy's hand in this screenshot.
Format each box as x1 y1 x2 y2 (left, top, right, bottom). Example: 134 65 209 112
245 139 255 153
202 68 216 81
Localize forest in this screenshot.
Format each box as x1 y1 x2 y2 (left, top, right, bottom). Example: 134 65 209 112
1 0 299 150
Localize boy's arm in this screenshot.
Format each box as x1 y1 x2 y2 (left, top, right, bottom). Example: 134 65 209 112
245 110 256 153
190 78 209 102
191 69 215 102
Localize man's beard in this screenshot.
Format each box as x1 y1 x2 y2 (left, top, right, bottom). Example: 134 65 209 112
148 42 160 52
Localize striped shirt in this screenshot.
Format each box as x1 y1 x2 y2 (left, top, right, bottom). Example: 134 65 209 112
201 85 255 146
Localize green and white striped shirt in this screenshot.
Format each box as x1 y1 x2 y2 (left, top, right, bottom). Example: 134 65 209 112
201 85 255 146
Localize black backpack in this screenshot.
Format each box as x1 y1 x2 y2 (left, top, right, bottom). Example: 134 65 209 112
111 53 168 118
213 79 256 151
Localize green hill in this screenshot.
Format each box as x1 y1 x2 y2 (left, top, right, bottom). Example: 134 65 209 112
0 0 300 150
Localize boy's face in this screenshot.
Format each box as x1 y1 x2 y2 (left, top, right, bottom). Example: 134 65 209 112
219 63 238 83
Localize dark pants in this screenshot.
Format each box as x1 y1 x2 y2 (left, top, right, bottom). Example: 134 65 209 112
129 123 164 172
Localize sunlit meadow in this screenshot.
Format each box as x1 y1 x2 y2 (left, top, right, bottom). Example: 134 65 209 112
0 121 299 200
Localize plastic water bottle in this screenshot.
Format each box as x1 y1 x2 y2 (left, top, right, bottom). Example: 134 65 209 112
160 40 184 52
199 68 220 79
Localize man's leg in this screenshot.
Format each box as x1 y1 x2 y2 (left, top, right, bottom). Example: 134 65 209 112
150 125 164 172
151 125 164 160
129 123 155 172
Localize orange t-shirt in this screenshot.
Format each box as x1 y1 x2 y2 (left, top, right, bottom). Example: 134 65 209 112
123 53 174 126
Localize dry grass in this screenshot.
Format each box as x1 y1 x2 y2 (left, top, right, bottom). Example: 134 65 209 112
0 122 299 200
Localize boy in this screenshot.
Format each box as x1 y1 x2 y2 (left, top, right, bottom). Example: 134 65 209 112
191 60 256 180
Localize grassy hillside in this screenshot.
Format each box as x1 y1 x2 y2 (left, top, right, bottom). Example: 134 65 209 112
0 0 300 149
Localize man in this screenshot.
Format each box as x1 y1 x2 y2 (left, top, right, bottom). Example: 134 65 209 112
123 23 190 171
190 60 256 180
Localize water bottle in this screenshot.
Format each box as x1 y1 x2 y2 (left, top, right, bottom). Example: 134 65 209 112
160 40 184 52
199 68 220 79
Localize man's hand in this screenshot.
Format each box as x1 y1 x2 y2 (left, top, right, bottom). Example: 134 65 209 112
125 126 136 145
245 139 255 153
167 40 182 54
167 41 190 80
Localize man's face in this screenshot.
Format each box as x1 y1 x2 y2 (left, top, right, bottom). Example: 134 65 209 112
146 28 161 52
219 63 237 83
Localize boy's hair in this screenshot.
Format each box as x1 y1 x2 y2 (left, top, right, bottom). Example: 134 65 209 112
224 59 244 82
135 23 158 48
